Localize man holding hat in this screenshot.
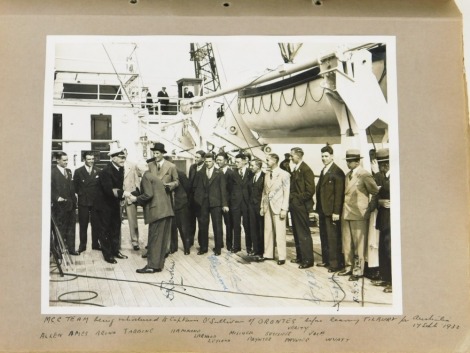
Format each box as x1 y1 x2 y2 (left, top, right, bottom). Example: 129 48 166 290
339 149 379 281
371 148 392 293
94 147 132 264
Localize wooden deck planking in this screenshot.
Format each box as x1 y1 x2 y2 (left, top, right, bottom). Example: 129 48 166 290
48 218 393 309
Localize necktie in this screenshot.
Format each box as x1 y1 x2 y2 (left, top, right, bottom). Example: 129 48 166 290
270 171 273 180
157 163 161 172
64 170 67 179
349 172 353 180
239 169 243 178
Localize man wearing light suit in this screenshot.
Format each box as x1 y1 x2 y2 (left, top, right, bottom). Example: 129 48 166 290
260 153 290 265
315 145 345 272
339 149 379 281
122 148 141 251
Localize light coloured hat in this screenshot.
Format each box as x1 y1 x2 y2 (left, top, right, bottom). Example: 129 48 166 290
107 147 126 157
376 148 389 162
344 149 363 160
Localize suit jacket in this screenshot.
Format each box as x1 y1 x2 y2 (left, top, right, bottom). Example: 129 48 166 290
137 171 174 224
51 166 76 211
157 90 169 105
73 165 100 207
123 161 140 205
342 166 379 221
261 167 290 214
94 162 125 211
173 170 190 211
373 172 390 232
228 167 253 209
290 161 316 211
249 171 265 210
315 162 345 216
148 159 179 191
192 167 228 209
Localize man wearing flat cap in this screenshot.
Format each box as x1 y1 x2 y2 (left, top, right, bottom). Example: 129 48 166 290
371 148 392 293
339 149 379 281
94 147 132 264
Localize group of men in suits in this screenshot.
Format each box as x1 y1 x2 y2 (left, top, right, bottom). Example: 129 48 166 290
51 143 392 291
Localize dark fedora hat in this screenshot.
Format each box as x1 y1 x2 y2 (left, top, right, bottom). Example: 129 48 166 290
344 148 363 161
150 142 167 153
376 148 389 162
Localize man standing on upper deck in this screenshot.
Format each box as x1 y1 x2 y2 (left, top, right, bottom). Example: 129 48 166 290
289 147 316 269
157 86 170 115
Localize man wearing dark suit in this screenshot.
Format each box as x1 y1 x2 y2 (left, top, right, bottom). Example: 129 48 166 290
73 151 101 253
51 152 78 255
94 147 131 264
192 153 229 255
227 153 253 254
164 156 192 255
188 150 206 247
289 147 316 269
157 86 170 115
216 152 234 251
339 149 379 281
131 161 174 273
371 148 392 293
183 87 194 98
248 159 265 258
315 145 345 272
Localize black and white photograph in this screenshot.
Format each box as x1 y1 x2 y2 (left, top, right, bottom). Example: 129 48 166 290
42 35 400 315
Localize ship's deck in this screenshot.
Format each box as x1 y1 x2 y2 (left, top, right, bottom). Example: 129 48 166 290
49 217 393 312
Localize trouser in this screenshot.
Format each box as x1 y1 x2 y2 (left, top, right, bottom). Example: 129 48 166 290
96 208 121 259
379 228 392 283
318 214 344 268
232 205 251 251
248 203 264 256
197 205 224 252
147 217 172 270
289 202 314 265
341 219 368 276
174 205 192 252
124 203 139 246
223 210 232 250
52 205 76 251
263 205 286 261
77 205 99 248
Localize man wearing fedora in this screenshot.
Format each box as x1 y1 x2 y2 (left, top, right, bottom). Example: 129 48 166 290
371 148 392 293
315 144 345 273
339 148 379 281
289 147 316 269
94 147 132 264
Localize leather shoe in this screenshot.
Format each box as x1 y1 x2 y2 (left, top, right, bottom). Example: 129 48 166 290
170 249 177 254
69 250 80 256
115 252 128 259
299 263 313 269
184 250 190 255
78 246 86 253
136 266 161 274
197 250 207 255
277 260 285 265
133 245 140 251
290 258 301 264
383 285 393 293
142 253 148 258
316 262 329 267
372 280 387 287
105 257 117 264
338 269 352 276
92 245 102 251
231 248 240 253
214 251 221 256
328 267 343 273
257 257 272 262
348 275 363 281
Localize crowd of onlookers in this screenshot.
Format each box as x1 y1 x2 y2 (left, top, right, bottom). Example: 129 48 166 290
51 142 391 292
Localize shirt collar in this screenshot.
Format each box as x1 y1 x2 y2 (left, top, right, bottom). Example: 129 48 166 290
323 161 333 173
